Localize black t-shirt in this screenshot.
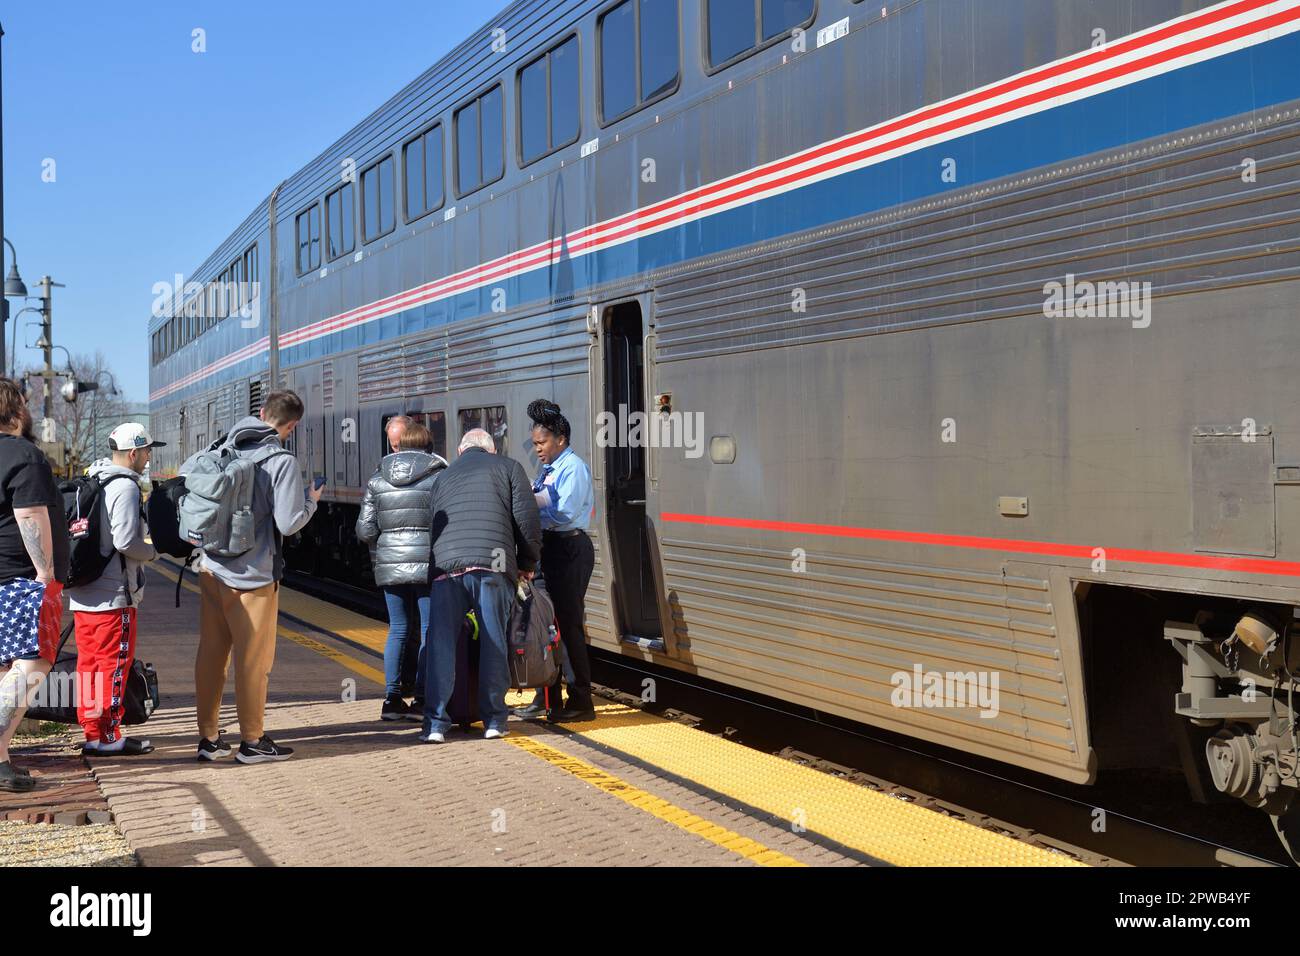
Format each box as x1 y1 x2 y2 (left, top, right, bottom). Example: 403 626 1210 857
0 434 70 584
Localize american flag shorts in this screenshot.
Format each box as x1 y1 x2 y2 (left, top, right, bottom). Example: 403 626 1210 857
0 577 60 666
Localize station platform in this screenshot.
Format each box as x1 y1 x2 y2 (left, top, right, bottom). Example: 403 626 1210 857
75 564 1085 867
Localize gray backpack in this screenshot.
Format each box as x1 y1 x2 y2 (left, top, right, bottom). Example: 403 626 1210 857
178 439 289 557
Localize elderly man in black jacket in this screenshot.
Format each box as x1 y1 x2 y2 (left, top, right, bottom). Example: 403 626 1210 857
420 428 541 742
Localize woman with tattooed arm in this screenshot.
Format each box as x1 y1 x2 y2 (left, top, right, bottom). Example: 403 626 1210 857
0 378 71 792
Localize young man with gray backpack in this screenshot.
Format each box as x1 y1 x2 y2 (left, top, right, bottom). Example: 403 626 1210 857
178 389 323 764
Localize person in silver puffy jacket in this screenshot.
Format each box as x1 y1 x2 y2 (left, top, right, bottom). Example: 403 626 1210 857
355 422 447 721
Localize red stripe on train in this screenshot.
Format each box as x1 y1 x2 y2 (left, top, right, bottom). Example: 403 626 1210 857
659 512 1300 579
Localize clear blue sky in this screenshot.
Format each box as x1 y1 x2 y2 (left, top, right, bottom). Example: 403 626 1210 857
1 0 511 404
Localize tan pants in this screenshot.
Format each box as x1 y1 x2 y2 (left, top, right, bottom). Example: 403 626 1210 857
195 571 279 743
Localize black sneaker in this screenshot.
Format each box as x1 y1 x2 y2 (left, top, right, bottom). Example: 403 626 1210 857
403 699 425 722
197 736 233 761
381 696 410 721
235 736 294 764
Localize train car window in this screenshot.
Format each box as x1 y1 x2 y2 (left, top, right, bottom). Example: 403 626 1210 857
296 204 321 274
455 84 504 197
519 35 581 166
600 0 680 125
380 411 448 459
244 243 258 302
706 0 814 70
361 155 395 243
458 406 508 458
761 0 814 40
230 257 242 314
519 56 549 164
426 411 447 459
708 0 755 65
601 2 636 120
642 0 679 99
403 123 444 222
326 181 356 260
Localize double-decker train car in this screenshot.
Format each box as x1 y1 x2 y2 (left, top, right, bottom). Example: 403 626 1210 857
148 0 1300 857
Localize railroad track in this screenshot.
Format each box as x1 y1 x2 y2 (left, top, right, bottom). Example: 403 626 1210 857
284 567 1287 866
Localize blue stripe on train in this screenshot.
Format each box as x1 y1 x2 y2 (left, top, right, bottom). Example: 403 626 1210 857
161 28 1300 403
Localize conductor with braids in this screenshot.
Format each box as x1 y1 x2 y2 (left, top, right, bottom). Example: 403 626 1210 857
516 399 597 722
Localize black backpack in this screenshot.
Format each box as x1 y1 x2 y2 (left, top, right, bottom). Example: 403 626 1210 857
147 476 200 606
506 579 561 690
147 476 193 559
60 473 135 594
24 619 160 726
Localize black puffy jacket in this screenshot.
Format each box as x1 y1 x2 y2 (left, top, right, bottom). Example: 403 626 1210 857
428 448 541 579
356 451 446 586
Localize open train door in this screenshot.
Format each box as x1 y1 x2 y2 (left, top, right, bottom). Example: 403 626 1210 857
596 297 674 655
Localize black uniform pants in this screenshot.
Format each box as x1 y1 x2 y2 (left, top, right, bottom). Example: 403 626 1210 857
540 530 595 710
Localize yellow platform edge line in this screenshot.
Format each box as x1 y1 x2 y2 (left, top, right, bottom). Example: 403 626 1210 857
505 733 805 867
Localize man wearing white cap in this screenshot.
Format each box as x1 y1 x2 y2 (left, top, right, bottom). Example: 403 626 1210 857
67 422 161 755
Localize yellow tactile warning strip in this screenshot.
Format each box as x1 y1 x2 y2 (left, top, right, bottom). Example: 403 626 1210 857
155 561 1084 866
505 734 804 866
559 699 1086 867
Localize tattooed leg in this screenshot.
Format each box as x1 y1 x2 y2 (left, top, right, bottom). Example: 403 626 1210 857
0 658 52 763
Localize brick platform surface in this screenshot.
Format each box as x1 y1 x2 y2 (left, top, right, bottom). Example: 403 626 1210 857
0 732 112 825
82 569 858 867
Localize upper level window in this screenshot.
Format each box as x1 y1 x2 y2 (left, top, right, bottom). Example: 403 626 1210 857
519 35 581 165
243 243 258 302
296 204 321 274
326 181 356 259
455 84 504 196
403 124 445 221
600 0 679 124
707 0 814 69
229 256 243 314
361 155 395 243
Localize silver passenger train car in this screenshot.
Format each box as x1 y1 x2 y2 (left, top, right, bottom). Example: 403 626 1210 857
148 0 1300 856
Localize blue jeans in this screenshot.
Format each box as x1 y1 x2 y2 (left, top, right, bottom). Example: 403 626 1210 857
383 585 430 699
423 571 513 735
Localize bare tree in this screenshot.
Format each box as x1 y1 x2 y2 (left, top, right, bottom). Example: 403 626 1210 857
19 350 129 476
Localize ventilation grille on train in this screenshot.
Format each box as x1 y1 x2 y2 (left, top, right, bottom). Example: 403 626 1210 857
249 379 264 416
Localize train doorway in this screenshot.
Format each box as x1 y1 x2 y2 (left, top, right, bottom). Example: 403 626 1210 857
602 301 664 645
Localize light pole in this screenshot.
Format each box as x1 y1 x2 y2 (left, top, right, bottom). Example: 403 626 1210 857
32 274 65 446
2 239 25 379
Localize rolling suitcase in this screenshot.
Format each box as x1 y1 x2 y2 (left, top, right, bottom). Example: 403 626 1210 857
446 611 479 730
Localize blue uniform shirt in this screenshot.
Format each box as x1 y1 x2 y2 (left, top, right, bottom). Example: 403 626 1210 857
533 447 594 532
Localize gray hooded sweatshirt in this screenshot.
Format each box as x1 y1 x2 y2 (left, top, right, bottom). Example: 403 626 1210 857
67 460 157 612
179 416 316 590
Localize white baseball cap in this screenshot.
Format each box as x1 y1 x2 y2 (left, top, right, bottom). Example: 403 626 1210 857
108 422 166 451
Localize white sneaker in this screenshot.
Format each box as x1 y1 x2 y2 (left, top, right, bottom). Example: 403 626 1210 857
484 728 508 740
418 731 445 744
